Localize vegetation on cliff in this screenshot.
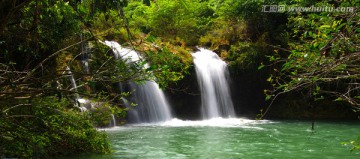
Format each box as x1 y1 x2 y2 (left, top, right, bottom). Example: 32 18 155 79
0 0 359 157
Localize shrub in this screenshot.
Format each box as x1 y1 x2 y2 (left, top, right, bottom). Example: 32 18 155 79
0 97 111 158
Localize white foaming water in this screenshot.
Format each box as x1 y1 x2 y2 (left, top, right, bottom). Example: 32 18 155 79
104 41 141 62
192 48 235 119
109 114 116 127
101 118 272 131
82 60 89 74
161 118 268 129
65 66 78 93
127 81 172 122
64 66 82 109
104 41 172 123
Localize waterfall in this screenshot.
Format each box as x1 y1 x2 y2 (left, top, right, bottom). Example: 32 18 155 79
65 66 81 104
109 114 116 127
192 48 235 119
104 41 172 123
82 60 89 74
66 66 78 92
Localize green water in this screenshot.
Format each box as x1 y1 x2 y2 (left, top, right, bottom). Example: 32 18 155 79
68 118 360 159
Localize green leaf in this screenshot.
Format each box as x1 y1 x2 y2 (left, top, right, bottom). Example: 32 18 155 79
265 94 272 101
312 42 318 48
308 31 313 37
334 97 343 101
131 102 138 107
320 25 330 28
146 65 157 71
258 63 265 70
336 64 347 70
336 23 346 31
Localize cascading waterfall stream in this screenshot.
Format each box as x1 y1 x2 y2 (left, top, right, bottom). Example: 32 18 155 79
66 66 78 96
104 41 172 123
109 114 117 127
64 66 88 112
192 48 235 119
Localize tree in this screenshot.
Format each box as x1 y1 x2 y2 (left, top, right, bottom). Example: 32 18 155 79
263 2 359 112
146 0 214 45
0 0 145 157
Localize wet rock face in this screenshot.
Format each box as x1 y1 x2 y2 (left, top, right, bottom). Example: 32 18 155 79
165 67 202 120
166 63 359 120
165 65 265 120
267 94 359 120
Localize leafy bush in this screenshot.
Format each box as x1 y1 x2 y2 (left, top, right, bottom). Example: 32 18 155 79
90 100 127 127
146 0 214 45
0 97 111 158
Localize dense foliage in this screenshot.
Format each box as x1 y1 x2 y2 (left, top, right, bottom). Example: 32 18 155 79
1 97 110 157
0 0 195 157
263 1 360 110
1 0 359 157
257 0 359 151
